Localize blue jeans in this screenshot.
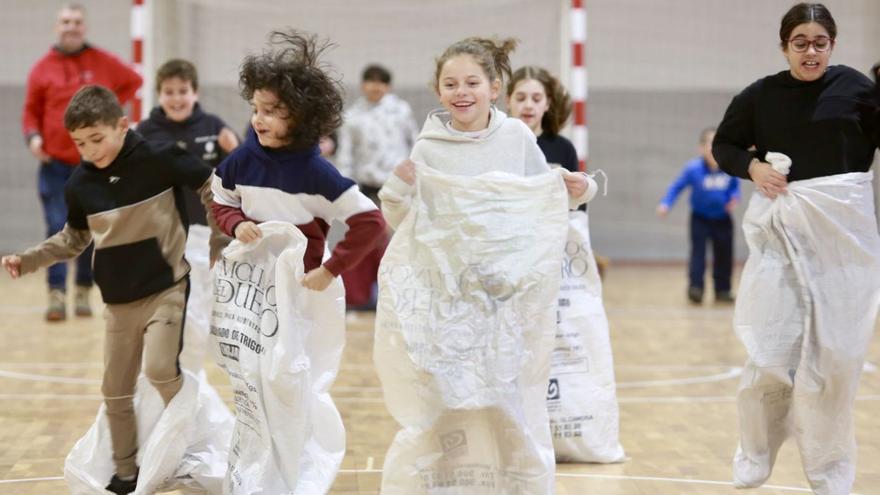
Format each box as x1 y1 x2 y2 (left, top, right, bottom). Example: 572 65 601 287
689 213 732 292
38 160 93 290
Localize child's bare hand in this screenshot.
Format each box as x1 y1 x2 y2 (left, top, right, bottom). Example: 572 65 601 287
302 265 334 291
656 204 669 218
2 255 22 279
28 136 50 163
563 172 589 198
234 221 262 243
393 159 416 185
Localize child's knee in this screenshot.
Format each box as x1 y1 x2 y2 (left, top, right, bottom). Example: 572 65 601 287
142 355 179 384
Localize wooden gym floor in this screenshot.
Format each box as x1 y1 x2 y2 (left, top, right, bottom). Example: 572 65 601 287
1 264 878 494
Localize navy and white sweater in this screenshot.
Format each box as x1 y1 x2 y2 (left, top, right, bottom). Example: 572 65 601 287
211 128 386 275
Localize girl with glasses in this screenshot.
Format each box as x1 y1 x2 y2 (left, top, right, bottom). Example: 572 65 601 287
712 2 880 493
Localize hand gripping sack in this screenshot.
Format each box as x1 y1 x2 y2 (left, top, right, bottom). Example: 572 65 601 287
374 166 569 494
548 210 625 463
64 370 235 494
211 221 346 494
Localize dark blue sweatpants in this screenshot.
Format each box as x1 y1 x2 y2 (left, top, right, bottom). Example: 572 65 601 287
689 213 732 292
38 160 94 290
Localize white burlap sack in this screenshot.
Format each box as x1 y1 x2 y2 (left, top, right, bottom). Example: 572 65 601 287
733 171 880 494
64 371 234 494
179 224 214 374
211 221 346 494
548 210 625 463
375 166 569 494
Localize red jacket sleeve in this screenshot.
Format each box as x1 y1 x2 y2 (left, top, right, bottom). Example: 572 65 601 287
22 64 45 140
323 209 386 276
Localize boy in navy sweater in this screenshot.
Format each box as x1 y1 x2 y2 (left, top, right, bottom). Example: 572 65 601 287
137 59 239 371
657 127 740 303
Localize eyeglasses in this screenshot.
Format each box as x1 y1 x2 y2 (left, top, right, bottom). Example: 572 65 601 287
786 36 833 53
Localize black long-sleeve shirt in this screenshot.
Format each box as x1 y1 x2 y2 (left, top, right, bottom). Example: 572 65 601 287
713 65 879 182
873 61 880 146
537 133 579 173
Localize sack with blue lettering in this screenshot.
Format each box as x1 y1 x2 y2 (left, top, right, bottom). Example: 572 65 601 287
375 167 569 494
211 221 346 494
548 210 625 463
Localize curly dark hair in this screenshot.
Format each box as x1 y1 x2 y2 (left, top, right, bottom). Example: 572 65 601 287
239 30 344 151
506 66 572 136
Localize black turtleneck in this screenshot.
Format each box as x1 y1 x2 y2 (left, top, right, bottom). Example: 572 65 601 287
713 65 878 182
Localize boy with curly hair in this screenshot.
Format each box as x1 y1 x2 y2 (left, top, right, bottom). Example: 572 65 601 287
210 31 386 290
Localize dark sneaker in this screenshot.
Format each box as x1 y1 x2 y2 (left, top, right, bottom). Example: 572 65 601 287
45 288 66 322
687 287 703 304
74 285 93 317
716 291 735 303
105 471 138 495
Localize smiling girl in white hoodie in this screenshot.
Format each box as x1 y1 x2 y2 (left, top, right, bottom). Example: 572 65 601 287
374 37 598 494
378 37 596 225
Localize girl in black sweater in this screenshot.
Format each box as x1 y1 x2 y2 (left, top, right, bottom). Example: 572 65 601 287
713 3 880 493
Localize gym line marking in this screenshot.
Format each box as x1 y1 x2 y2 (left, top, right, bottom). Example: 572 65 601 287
0 473 858 493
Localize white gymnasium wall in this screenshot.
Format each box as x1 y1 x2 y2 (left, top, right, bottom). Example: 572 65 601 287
2 0 878 261
582 0 880 260
145 0 564 133
587 0 878 90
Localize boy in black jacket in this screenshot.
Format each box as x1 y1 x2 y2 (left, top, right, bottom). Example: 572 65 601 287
2 85 224 494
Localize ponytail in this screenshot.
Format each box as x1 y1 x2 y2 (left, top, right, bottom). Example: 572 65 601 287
433 37 518 92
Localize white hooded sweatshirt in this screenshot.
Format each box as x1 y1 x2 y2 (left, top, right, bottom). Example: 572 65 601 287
379 107 596 228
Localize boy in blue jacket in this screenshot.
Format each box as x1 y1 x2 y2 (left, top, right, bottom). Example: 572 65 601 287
657 127 740 304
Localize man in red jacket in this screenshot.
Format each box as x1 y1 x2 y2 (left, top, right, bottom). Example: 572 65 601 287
22 3 142 321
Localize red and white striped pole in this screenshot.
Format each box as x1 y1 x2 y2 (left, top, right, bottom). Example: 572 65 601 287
570 0 588 171
130 0 145 122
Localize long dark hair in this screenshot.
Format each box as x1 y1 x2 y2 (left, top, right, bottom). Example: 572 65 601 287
506 66 572 136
